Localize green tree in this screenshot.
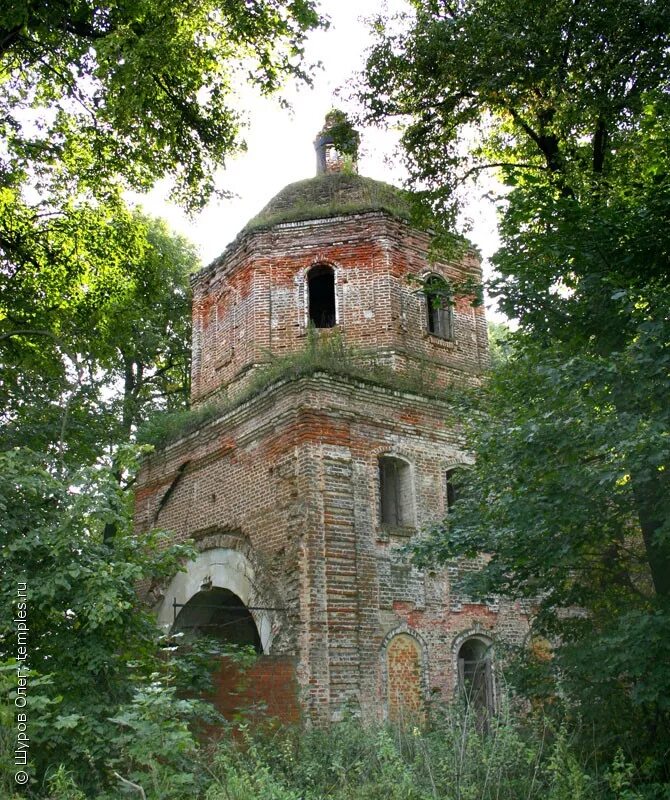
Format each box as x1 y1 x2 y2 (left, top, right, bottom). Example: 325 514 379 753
1 0 324 466
0 0 321 208
0 203 197 467
487 320 513 369
362 0 670 777
0 4 324 792
0 447 198 790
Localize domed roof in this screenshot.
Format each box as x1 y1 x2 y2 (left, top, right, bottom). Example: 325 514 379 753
243 172 411 233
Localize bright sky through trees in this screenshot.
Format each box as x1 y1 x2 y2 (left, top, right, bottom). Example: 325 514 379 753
139 0 500 283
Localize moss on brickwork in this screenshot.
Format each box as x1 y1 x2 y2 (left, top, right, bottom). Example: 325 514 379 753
244 173 411 232
138 331 467 450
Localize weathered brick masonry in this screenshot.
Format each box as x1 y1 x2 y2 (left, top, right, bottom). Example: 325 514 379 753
135 123 529 724
191 191 488 404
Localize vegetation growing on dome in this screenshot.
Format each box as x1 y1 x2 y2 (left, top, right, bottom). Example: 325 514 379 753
243 173 412 232
321 109 361 160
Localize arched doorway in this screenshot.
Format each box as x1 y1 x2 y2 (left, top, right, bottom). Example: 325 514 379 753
171 587 262 652
457 636 494 715
155 547 275 653
155 547 299 723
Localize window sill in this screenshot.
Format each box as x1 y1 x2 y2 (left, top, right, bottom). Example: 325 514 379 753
376 524 416 543
298 325 340 337
424 332 456 349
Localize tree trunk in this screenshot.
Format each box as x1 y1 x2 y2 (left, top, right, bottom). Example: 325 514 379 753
630 468 670 599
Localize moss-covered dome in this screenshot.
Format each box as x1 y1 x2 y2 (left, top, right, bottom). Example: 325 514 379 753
243 172 411 233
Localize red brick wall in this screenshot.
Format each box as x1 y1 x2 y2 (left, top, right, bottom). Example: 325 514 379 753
387 634 422 722
135 200 528 726
135 374 530 723
211 655 300 725
190 211 488 405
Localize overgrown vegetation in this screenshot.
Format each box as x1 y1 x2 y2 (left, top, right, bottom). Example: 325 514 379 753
4 0 668 796
9 699 661 800
242 173 411 233
0 7 321 792
1 0 323 474
0 447 257 797
138 328 464 449
0 1 322 210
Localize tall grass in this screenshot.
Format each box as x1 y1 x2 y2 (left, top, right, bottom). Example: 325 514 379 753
206 692 656 800
41 695 663 799
202 700 631 800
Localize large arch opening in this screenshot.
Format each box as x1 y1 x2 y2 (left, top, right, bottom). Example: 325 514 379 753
156 548 300 723
155 547 276 654
307 264 336 328
172 587 262 652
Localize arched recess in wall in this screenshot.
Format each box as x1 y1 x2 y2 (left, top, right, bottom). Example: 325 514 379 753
378 454 415 528
381 626 428 722
155 547 277 654
307 263 336 328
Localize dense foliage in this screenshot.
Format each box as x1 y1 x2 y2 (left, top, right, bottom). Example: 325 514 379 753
1 0 321 207
3 0 669 794
0 448 188 790
7 705 660 800
0 447 259 796
362 0 670 785
0 207 196 466
1 0 323 468
1 0 324 465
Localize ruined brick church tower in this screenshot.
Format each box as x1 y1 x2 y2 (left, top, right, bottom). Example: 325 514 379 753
135 115 527 723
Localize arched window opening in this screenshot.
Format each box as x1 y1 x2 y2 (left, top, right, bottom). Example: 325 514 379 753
172 587 262 652
323 143 346 174
379 456 414 527
425 274 454 341
308 264 336 328
457 637 494 715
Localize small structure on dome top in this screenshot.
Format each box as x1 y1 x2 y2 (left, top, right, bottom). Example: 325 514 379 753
314 110 360 175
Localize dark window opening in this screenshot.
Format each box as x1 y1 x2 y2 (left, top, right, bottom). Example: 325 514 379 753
446 468 461 513
425 275 454 340
379 456 414 527
308 264 336 328
458 638 494 716
172 587 262 652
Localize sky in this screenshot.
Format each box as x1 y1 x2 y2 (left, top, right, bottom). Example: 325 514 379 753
139 0 501 311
